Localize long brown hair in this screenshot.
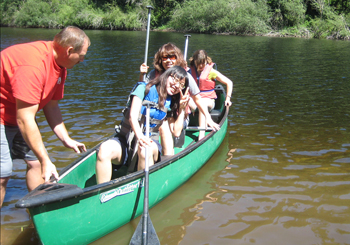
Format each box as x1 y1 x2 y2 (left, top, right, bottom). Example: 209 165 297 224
145 66 188 119
153 43 187 73
189 49 213 67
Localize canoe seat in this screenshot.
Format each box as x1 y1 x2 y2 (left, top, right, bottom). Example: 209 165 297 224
209 109 222 123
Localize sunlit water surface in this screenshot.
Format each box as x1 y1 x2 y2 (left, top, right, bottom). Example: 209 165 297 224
1 28 349 245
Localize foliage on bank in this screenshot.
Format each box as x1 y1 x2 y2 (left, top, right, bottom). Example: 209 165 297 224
1 0 349 40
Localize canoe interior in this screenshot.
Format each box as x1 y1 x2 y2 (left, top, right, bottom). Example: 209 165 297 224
58 84 227 189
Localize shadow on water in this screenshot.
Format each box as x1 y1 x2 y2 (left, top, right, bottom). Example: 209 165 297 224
1 27 350 244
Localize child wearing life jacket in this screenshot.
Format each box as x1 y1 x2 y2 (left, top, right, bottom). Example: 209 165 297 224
139 43 221 152
95 66 190 184
188 50 233 140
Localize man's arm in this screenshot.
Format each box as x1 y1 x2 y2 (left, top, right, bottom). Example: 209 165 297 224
43 100 86 153
16 99 58 181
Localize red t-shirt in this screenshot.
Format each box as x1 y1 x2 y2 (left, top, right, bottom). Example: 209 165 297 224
0 41 66 126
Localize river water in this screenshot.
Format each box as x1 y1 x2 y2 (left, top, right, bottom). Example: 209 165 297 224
1 27 350 245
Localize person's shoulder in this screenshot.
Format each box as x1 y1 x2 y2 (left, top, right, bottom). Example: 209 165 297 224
3 40 51 54
23 40 52 51
187 73 196 85
131 82 146 95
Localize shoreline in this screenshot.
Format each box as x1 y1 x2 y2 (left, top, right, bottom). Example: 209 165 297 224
1 25 349 41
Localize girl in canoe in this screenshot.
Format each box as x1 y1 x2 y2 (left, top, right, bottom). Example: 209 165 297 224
140 43 220 148
96 66 190 184
188 49 233 140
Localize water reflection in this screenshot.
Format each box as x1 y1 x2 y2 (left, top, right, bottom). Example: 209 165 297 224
1 27 350 244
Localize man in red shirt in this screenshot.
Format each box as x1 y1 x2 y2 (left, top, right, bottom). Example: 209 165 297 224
0 26 90 208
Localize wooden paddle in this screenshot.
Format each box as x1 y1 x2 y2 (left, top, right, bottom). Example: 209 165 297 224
130 5 160 245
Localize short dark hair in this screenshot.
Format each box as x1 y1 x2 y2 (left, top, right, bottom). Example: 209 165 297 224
53 26 90 52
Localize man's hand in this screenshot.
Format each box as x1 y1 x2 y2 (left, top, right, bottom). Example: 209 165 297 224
42 160 59 182
63 138 87 153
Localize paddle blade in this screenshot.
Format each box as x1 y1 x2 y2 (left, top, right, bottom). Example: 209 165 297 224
129 215 160 245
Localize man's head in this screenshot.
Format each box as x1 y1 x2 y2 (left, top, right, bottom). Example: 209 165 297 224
53 26 91 69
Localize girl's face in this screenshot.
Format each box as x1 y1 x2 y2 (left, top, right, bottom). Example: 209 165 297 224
161 54 177 70
166 74 185 95
195 61 206 73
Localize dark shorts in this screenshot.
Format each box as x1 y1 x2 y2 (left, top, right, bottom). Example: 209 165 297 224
154 139 162 163
110 136 129 166
110 134 162 167
150 133 162 162
1 124 37 178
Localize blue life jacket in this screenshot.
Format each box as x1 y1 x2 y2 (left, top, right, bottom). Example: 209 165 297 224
119 82 171 137
141 84 171 130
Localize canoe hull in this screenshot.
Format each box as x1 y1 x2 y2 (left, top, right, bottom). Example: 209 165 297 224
29 118 227 244
17 85 229 245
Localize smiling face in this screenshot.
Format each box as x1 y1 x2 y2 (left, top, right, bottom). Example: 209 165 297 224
166 74 185 95
162 54 177 71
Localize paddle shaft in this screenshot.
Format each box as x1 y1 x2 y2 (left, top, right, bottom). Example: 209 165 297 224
130 6 160 245
183 34 191 62
143 6 154 81
142 6 154 245
142 104 151 244
186 126 214 131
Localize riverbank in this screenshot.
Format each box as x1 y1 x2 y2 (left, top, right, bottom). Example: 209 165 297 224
1 0 349 40
153 27 350 40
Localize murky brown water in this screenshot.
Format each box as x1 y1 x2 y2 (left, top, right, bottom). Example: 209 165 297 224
1 27 350 244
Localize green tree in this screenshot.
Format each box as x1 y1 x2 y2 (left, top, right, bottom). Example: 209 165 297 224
309 0 350 38
170 0 271 34
270 0 306 29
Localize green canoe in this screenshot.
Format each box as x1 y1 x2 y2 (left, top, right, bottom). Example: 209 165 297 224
16 85 229 245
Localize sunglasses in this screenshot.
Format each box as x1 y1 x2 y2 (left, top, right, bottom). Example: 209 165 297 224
162 55 177 61
171 74 186 89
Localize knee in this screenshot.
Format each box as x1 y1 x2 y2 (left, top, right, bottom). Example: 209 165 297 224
97 142 113 162
138 144 158 161
137 146 146 159
0 177 10 188
26 160 41 170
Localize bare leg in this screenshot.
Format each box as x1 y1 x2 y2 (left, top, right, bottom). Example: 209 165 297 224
198 103 208 140
137 142 158 171
25 160 44 191
198 98 215 140
0 177 10 208
159 121 174 155
96 140 122 184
